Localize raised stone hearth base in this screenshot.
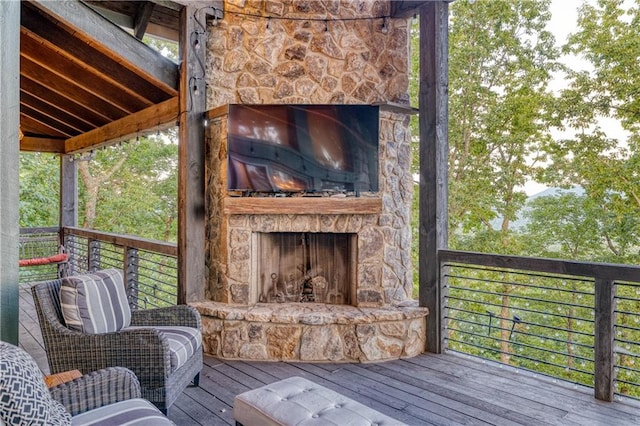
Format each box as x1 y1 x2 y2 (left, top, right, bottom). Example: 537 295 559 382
190 302 429 362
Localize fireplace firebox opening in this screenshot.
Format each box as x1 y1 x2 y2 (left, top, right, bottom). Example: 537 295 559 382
252 232 357 305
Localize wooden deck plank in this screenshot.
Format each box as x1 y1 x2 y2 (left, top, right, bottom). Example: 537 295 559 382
17 286 640 426
411 353 640 425
18 284 50 374
293 362 491 426
322 362 523 426
365 361 565 426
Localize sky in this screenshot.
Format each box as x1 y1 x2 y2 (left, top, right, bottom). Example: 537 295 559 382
520 1 582 196
520 0 630 196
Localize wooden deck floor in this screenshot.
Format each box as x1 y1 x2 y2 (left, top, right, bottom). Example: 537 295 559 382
19 284 640 425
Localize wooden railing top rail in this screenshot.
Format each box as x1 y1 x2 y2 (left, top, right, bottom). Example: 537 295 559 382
20 226 60 235
439 250 640 283
63 226 177 257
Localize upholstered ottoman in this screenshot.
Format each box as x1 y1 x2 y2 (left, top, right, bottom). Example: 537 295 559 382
234 376 406 426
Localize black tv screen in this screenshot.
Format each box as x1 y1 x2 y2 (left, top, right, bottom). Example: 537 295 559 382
227 104 379 194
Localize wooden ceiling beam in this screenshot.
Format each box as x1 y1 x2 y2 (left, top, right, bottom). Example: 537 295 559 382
65 97 179 153
26 1 178 93
20 136 66 153
134 2 155 40
84 1 181 42
391 1 450 18
21 6 176 103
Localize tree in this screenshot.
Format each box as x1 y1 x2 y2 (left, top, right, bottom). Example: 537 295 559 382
447 0 559 246
77 133 178 242
445 0 560 363
541 0 640 264
19 152 59 227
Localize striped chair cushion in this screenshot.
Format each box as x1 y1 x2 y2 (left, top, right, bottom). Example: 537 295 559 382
70 398 175 425
60 269 131 334
125 326 202 372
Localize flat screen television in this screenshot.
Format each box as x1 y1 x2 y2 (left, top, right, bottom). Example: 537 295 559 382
227 104 379 194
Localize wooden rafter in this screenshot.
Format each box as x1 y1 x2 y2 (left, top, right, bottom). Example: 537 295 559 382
134 2 156 39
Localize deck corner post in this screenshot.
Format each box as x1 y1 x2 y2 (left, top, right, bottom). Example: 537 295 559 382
418 1 449 354
0 0 21 344
177 5 207 304
594 278 616 401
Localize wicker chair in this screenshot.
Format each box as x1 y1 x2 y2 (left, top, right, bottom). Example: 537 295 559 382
31 276 203 414
0 341 174 424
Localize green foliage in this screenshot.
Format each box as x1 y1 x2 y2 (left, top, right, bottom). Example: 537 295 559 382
77 134 178 242
447 0 559 243
19 153 59 227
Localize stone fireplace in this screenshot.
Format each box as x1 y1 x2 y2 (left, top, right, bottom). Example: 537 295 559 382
189 0 429 362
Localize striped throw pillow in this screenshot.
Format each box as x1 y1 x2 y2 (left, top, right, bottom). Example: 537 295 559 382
60 268 132 334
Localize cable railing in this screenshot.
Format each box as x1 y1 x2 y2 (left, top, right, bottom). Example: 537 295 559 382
18 227 67 283
439 250 640 402
615 280 640 399
63 227 178 309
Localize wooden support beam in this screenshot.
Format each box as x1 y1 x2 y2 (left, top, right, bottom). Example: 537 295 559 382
20 136 66 153
177 6 206 304
0 0 20 344
418 2 449 354
30 0 178 91
134 2 155 40
60 155 78 228
391 1 432 18
64 97 178 153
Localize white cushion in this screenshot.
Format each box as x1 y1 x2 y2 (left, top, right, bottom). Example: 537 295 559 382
234 376 406 426
60 268 131 334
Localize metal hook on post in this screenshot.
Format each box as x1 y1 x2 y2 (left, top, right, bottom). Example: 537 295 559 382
509 315 522 340
486 310 494 336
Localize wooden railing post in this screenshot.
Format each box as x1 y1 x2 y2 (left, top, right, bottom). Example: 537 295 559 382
88 239 101 272
124 247 139 310
594 278 615 401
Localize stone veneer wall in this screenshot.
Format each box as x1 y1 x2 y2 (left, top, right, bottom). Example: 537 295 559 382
191 302 427 362
206 0 410 106
204 0 415 306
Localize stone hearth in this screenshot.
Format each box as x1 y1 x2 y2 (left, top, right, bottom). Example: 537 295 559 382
191 301 427 362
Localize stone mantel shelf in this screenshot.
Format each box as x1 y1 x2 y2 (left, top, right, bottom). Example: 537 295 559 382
223 196 383 215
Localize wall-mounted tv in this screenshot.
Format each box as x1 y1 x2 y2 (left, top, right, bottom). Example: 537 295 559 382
227 104 379 194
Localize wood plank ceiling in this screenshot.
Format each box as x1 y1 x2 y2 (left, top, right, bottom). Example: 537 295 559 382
19 1 182 154
17 0 429 155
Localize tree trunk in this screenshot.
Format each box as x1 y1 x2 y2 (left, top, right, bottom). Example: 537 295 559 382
77 156 128 228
